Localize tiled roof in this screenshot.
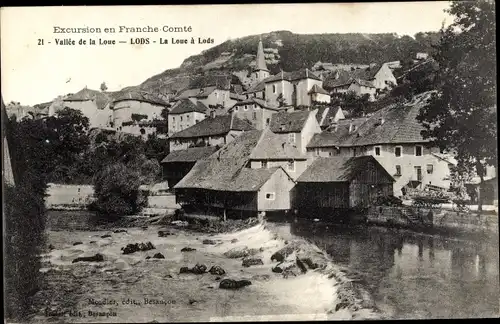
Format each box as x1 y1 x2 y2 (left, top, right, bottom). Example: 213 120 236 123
169 114 255 139
264 69 321 83
175 86 217 100
169 99 208 115
249 128 307 160
174 130 265 191
64 88 112 110
297 156 393 183
112 89 169 106
161 146 219 163
323 66 380 90
307 117 368 148
316 106 344 128
270 110 311 133
229 92 245 100
244 81 266 94
307 91 435 147
308 84 330 95
232 98 277 110
353 79 376 88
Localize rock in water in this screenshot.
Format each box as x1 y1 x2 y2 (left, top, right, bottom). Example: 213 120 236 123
113 229 128 233
270 252 284 262
219 279 252 289
122 242 155 254
146 256 151 260
296 258 308 273
72 253 104 263
230 238 238 243
272 260 296 273
181 247 196 252
242 258 264 267
101 234 112 239
179 267 190 274
73 242 83 246
202 239 217 245
191 263 207 274
208 265 226 275
224 247 260 259
158 230 171 237
153 253 165 259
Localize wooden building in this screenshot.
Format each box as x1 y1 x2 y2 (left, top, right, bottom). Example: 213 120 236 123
174 130 296 218
160 146 219 188
294 156 394 217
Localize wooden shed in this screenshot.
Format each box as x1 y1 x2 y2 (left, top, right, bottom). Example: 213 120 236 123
294 156 394 217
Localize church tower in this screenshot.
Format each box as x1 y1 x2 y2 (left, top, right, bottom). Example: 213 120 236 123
252 37 270 82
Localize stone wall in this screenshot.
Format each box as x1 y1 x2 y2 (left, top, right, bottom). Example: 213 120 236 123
367 206 498 234
45 184 95 209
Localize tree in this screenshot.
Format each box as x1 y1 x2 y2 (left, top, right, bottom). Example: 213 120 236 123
416 0 496 212
100 82 108 92
342 92 370 117
276 93 287 107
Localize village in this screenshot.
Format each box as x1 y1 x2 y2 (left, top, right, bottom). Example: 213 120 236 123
2 2 498 321
7 37 497 226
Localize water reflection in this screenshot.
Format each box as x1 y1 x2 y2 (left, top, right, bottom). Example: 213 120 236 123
286 222 499 319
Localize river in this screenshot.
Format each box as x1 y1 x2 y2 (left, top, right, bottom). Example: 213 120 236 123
270 221 499 319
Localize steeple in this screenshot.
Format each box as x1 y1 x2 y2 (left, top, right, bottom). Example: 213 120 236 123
254 37 269 72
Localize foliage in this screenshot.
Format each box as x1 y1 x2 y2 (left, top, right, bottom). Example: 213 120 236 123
144 133 169 161
276 93 287 107
91 163 144 219
341 92 371 117
391 60 439 100
100 82 108 92
131 113 148 122
416 0 497 211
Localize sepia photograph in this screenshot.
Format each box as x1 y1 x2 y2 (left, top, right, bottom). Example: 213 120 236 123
1 2 498 322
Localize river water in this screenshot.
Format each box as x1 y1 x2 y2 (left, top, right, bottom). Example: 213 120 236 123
271 221 499 319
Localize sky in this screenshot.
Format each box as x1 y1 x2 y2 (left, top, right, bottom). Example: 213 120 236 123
1 2 453 106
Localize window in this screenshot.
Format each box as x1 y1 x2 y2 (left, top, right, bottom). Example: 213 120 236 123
244 106 248 111
187 115 190 120
395 146 402 157
289 133 296 143
315 148 320 156
235 107 239 111
253 112 257 120
414 166 422 181
374 146 381 156
195 119 199 123
266 118 270 126
180 116 183 121
415 145 423 156
427 164 434 174
287 160 295 172
266 192 275 200
262 161 268 169
172 116 176 122
329 152 332 156
273 85 277 93
395 165 402 176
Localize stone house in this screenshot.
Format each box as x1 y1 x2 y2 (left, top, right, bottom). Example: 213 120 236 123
230 97 284 130
269 109 322 154
168 113 254 152
264 68 323 107
308 84 331 103
306 92 458 196
167 99 209 136
173 86 239 109
63 87 114 128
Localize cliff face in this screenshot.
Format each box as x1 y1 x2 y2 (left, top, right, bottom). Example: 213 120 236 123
139 30 440 95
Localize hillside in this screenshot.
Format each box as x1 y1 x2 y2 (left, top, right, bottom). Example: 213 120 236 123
139 30 441 96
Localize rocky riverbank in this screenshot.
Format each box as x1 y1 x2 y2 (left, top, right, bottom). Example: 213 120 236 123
29 215 383 322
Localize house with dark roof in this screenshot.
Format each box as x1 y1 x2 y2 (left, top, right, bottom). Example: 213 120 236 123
168 113 255 151
174 130 296 218
264 68 323 107
173 85 241 109
315 106 346 130
294 156 394 216
160 146 219 188
167 99 209 136
230 97 286 130
306 91 460 196
62 87 115 128
269 109 321 154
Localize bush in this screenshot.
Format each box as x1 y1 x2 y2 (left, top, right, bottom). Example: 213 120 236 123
373 195 403 206
92 163 144 220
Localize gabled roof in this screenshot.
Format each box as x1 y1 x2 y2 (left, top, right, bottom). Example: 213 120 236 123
169 99 208 115
175 86 217 100
244 81 266 94
307 117 368 148
64 88 112 109
323 66 380 90
297 156 394 183
308 84 330 95
250 128 307 160
169 114 255 139
232 97 277 110
264 69 321 83
315 106 344 128
352 79 376 88
161 146 219 163
270 110 311 133
174 130 264 191
307 91 435 147
112 89 169 106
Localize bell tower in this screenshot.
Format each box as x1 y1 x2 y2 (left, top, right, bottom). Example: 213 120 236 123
252 36 270 82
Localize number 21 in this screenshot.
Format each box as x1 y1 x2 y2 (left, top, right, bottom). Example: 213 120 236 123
38 39 44 45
